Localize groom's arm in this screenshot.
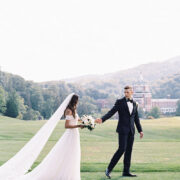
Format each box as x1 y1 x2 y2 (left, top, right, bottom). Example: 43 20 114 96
101 99 119 123
134 105 143 133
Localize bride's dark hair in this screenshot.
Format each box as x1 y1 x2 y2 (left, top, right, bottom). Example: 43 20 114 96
64 94 79 118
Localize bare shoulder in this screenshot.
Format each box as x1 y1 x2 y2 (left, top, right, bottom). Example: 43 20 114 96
65 108 72 116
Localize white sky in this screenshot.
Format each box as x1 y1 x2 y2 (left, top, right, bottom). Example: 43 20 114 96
0 0 180 82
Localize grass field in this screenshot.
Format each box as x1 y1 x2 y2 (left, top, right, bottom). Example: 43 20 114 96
0 116 180 179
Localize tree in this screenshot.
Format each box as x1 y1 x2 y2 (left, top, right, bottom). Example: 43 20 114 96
17 95 27 119
0 86 7 114
41 98 55 119
85 88 108 100
176 100 180 116
138 107 145 118
23 107 43 120
148 107 161 119
5 91 19 118
30 87 44 111
77 96 97 116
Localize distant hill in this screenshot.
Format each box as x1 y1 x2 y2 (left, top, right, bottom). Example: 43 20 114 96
152 73 180 99
64 56 180 83
57 56 180 96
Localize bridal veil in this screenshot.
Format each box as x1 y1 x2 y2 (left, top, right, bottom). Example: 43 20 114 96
0 93 75 180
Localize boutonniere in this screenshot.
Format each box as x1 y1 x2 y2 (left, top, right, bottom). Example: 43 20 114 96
135 101 139 108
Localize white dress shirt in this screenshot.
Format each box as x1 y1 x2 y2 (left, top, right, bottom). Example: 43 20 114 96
126 99 133 115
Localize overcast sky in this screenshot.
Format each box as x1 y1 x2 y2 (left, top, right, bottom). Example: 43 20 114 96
0 0 180 82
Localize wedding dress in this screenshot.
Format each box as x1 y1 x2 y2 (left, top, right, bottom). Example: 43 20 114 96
0 93 77 180
17 112 81 180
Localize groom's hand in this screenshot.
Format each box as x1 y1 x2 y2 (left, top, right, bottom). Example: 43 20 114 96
95 118 102 124
140 131 144 139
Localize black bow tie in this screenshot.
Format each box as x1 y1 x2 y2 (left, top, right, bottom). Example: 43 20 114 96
126 98 133 103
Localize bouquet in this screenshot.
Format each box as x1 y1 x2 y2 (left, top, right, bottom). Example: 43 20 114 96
80 115 96 131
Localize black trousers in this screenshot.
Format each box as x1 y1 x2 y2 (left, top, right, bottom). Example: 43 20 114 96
107 131 134 173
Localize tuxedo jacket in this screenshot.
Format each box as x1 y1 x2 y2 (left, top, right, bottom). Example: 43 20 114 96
101 97 143 135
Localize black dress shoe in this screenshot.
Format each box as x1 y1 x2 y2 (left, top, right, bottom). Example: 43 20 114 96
122 172 137 177
105 168 111 179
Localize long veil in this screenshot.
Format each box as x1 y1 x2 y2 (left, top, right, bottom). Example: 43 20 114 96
0 93 75 180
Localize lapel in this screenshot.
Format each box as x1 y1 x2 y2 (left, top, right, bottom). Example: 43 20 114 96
131 101 136 116
123 97 130 116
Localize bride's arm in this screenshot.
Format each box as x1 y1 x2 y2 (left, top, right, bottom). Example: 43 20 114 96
65 120 83 129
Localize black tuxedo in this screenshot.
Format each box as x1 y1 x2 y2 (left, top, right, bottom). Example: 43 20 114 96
101 96 142 134
101 97 143 173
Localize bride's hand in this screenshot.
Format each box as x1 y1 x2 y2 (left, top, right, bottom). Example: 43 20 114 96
78 118 82 122
78 124 85 129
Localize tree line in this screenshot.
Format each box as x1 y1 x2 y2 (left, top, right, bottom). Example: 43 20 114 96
0 71 109 120
0 70 180 120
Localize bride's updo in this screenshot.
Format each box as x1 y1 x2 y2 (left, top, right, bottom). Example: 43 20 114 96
64 94 79 118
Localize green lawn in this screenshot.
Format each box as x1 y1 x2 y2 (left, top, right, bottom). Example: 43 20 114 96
0 116 180 179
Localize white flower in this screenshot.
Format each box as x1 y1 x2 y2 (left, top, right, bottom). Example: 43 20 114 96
80 115 96 131
135 101 139 108
81 115 89 124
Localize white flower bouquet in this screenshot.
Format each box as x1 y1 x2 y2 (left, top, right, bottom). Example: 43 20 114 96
80 115 96 131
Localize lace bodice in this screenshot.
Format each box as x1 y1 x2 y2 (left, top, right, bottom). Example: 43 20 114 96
65 113 79 125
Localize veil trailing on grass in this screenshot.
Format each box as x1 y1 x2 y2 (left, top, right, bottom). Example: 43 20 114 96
0 93 75 180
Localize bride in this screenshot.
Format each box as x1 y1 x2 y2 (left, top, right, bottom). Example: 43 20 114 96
18 94 84 180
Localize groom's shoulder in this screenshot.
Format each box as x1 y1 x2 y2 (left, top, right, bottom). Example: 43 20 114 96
117 97 124 103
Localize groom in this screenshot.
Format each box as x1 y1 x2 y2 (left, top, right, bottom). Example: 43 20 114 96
96 85 144 178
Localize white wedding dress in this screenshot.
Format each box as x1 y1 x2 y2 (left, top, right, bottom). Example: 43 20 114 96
0 93 77 180
18 113 81 180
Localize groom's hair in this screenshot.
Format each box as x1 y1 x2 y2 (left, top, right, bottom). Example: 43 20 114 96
124 85 133 90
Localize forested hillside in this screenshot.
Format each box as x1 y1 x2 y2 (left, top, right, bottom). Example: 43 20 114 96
0 71 110 120
1 57 180 120
152 73 180 99
64 56 180 96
